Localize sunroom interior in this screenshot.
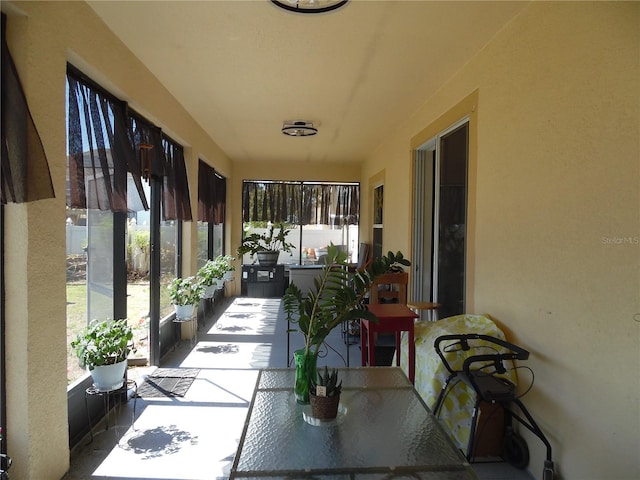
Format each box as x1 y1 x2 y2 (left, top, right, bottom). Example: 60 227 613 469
1 1 638 480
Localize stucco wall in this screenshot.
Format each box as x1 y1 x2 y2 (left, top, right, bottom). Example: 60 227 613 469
363 2 639 479
3 1 232 478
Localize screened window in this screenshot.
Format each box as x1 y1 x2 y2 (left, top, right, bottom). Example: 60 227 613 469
66 65 192 384
241 181 360 265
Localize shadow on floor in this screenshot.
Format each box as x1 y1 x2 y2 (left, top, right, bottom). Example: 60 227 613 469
64 295 533 480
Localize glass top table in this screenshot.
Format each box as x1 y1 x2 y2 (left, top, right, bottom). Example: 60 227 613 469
230 367 478 479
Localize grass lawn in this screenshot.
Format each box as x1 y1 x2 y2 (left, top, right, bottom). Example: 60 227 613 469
67 282 161 384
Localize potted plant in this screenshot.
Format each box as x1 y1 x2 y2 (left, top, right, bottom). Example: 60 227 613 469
309 366 342 420
237 222 295 266
197 259 226 298
216 254 236 281
284 244 408 403
71 319 134 392
168 276 205 319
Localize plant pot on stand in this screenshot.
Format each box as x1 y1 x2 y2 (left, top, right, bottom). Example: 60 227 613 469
89 358 128 392
174 303 197 319
256 250 279 266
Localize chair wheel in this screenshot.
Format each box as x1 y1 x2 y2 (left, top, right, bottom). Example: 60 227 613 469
502 431 529 469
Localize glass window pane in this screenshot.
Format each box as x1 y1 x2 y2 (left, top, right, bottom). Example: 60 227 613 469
160 216 177 319
126 180 151 364
66 208 88 385
197 221 209 269
212 223 224 258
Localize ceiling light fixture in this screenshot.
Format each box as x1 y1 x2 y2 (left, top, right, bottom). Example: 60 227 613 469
271 0 349 14
282 121 318 137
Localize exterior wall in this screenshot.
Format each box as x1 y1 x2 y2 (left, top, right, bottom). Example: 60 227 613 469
363 2 639 479
2 1 232 478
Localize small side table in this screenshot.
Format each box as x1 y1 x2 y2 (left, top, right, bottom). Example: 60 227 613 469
361 303 419 383
407 301 440 321
84 379 137 444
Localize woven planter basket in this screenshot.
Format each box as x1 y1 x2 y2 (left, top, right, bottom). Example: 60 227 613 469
309 393 340 420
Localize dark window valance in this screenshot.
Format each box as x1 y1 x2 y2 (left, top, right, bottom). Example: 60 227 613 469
242 181 359 226
67 69 148 212
67 66 193 220
162 138 192 221
129 114 192 221
198 160 226 224
242 181 300 224
1 13 55 205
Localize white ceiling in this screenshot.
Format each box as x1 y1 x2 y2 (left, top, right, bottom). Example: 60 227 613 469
87 0 527 164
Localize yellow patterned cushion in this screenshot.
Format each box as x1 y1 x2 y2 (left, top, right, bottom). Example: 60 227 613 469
397 314 517 450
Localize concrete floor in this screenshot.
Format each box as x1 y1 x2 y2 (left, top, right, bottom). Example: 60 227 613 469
64 296 534 480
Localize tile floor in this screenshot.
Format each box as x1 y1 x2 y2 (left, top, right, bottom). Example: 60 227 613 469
64 296 534 480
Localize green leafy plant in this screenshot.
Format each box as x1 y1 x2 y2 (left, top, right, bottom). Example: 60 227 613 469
284 243 410 357
71 319 134 369
197 255 236 286
310 366 342 398
385 250 411 273
216 254 236 273
167 276 204 306
197 260 226 286
237 222 295 257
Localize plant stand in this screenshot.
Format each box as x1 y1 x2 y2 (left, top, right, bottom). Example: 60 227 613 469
84 379 137 444
173 314 197 348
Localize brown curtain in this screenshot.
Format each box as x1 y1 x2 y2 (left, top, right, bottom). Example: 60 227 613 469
242 181 300 223
162 138 192 221
198 160 226 224
300 184 359 226
1 13 54 204
67 67 148 212
242 181 358 226
129 111 192 221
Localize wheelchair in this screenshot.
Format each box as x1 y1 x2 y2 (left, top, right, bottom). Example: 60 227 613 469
432 334 555 480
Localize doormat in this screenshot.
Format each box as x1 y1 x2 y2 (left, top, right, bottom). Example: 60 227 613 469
136 368 200 398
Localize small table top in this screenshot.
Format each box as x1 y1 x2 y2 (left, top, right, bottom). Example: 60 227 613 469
407 301 441 311
230 367 477 479
366 302 420 319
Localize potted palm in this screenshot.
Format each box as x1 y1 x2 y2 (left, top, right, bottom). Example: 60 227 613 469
237 222 295 266
71 319 134 392
284 244 408 403
168 276 205 319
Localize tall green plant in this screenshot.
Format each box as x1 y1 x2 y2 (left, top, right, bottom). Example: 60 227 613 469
284 244 409 356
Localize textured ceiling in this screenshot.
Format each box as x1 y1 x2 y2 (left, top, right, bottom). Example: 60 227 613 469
88 0 527 164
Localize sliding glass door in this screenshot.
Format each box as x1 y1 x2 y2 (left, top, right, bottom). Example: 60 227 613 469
412 120 469 320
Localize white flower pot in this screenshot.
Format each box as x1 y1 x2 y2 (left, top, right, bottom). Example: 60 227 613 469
223 271 234 282
203 284 216 299
215 278 225 288
89 358 128 392
175 303 196 319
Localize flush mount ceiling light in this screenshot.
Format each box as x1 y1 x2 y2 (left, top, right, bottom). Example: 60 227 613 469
282 121 318 137
271 0 349 14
